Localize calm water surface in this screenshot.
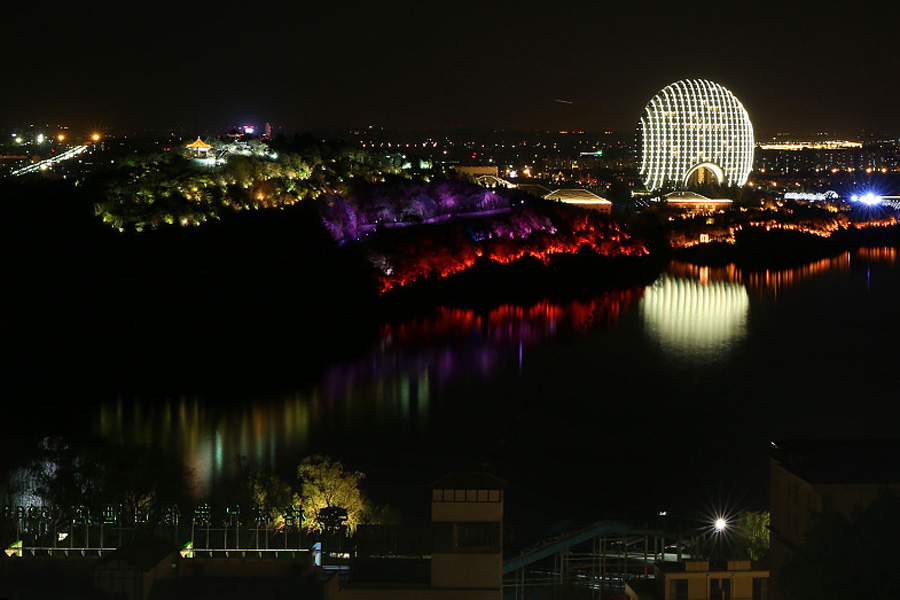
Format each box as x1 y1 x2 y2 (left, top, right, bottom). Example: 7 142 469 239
6 248 900 532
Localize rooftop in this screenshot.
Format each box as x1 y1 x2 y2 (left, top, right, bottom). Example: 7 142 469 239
431 472 506 490
544 188 612 204
655 559 765 574
663 190 732 204
186 137 213 149
771 439 900 485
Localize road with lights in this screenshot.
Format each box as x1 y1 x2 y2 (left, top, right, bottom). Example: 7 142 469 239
10 144 89 177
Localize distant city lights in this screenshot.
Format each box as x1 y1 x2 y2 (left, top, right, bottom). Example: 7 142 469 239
757 140 863 151
783 191 839 201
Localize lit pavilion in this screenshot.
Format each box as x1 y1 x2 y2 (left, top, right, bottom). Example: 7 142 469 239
186 137 213 158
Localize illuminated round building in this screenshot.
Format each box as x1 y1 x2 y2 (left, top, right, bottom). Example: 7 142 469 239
637 79 754 192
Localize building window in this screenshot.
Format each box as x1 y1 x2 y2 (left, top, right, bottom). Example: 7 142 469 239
753 576 769 600
455 522 493 552
669 578 688 600
710 577 732 600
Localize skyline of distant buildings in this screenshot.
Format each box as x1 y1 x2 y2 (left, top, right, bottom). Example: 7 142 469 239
5 118 900 197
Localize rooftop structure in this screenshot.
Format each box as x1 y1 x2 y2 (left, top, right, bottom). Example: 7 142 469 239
544 188 613 213
454 165 499 178
662 190 732 213
186 137 212 158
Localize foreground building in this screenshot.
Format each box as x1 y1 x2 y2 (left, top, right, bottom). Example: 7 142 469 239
637 79 754 192
626 559 769 600
338 473 504 600
769 439 900 598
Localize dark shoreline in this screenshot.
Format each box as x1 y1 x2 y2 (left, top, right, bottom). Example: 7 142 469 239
673 224 900 270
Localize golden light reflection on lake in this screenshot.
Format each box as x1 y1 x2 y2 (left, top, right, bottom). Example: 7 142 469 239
88 250 896 496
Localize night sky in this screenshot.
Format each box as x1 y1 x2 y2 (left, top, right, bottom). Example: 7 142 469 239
7 1 900 137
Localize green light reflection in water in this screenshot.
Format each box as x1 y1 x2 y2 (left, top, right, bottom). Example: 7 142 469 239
86 249 895 500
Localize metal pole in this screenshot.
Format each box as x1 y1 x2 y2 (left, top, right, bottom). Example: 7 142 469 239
644 534 649 578
601 536 606 595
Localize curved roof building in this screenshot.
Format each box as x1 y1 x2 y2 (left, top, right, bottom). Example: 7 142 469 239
637 79 754 192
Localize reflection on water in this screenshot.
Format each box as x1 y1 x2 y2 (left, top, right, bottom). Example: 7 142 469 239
668 247 896 298
641 248 895 363
373 292 642 380
72 248 900 499
96 396 316 500
640 273 750 363
856 246 897 262
92 291 643 498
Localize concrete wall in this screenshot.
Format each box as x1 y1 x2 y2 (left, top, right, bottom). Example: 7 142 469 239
337 587 499 600
432 502 502 523
180 556 310 578
430 552 501 589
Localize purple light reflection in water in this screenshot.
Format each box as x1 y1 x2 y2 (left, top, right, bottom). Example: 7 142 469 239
320 291 644 399
31 249 895 506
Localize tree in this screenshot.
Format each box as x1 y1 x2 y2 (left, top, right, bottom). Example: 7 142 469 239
297 456 370 534
247 471 296 531
734 510 769 560
27 437 193 524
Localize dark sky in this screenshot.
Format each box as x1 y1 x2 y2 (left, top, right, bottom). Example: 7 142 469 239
6 1 900 137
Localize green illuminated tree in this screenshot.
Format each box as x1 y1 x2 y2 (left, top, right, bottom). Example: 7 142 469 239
297 456 370 534
247 471 297 531
735 510 770 560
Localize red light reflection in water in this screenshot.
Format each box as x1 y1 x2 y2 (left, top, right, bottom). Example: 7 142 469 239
86 250 896 500
91 290 644 499
381 289 644 349
667 247 896 298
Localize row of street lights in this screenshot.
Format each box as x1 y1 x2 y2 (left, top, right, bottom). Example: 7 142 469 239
8 132 101 145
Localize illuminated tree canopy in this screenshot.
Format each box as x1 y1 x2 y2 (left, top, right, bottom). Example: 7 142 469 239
94 140 397 232
735 510 769 561
297 456 370 534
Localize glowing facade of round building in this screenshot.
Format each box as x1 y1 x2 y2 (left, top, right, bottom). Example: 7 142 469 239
637 79 754 192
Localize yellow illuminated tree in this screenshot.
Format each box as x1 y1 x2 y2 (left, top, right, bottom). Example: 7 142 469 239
297 456 370 534
247 471 296 531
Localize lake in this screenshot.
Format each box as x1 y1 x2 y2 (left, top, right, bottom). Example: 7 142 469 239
4 247 900 542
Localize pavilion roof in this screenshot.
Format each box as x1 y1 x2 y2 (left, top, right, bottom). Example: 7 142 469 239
186 137 213 149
